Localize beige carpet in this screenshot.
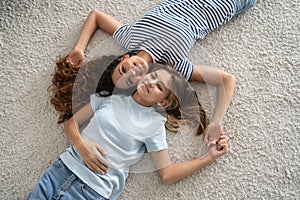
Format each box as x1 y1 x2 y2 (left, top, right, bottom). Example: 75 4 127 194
1 0 299 199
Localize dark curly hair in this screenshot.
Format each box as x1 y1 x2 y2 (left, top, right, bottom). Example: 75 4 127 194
48 51 137 124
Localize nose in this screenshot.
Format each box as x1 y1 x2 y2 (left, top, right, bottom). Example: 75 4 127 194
127 68 136 77
124 63 133 73
148 79 157 87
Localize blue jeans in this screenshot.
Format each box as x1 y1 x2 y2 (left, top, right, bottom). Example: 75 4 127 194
27 158 107 200
234 0 257 15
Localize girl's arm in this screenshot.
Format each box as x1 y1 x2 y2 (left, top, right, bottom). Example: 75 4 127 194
64 103 110 174
151 135 229 185
190 66 236 146
67 10 123 68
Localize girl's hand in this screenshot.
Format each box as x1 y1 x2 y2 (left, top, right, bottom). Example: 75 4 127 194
76 139 110 174
203 122 223 147
67 47 84 68
208 135 229 160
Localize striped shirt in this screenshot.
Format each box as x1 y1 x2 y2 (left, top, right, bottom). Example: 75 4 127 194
113 0 237 80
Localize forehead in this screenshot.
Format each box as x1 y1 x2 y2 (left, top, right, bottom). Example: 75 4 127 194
151 69 173 87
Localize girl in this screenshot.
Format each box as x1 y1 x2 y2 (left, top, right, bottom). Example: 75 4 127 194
29 65 230 200
54 0 257 146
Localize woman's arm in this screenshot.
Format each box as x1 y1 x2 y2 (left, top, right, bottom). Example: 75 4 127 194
190 66 236 146
68 9 123 68
151 135 229 185
64 102 110 174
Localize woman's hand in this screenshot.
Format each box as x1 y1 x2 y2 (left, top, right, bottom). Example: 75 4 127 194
75 139 110 174
203 122 223 147
208 135 230 160
67 47 84 68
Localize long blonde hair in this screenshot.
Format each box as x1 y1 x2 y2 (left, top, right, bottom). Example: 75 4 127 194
149 64 207 135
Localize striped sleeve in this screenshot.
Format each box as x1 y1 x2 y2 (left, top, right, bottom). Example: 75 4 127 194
113 24 132 49
174 58 194 81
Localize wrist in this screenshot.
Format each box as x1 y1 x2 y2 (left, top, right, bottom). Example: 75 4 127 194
73 138 85 151
210 121 222 125
74 44 86 52
202 151 216 163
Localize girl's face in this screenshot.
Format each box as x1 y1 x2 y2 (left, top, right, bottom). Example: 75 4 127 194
112 55 149 89
134 69 173 107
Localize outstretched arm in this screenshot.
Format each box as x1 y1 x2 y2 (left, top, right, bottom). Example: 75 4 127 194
151 135 229 185
68 9 123 68
190 66 236 145
64 103 110 174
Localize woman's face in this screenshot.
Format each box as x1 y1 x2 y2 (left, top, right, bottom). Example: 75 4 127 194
112 55 149 89
134 69 173 106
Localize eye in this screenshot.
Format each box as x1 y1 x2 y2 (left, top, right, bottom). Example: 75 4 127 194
157 83 164 91
120 66 127 75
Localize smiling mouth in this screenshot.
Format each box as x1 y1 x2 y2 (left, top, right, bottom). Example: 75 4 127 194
126 77 134 86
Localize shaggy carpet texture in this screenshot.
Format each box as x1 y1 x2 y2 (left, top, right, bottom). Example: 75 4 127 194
1 0 299 199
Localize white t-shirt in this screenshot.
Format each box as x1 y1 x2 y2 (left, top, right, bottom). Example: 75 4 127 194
60 94 168 199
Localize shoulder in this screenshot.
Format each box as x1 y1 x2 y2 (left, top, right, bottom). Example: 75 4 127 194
113 24 132 38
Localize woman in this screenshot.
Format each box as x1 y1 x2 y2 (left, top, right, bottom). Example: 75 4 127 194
29 65 230 200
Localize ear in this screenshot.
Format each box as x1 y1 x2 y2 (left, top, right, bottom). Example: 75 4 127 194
119 54 130 61
156 99 169 107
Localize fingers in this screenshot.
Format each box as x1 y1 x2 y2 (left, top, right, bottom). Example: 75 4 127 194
95 143 107 155
95 144 111 168
203 129 216 147
86 159 109 175
85 153 110 174
216 135 230 152
204 133 209 145
66 57 81 69
82 142 111 174
203 122 224 147
207 140 217 147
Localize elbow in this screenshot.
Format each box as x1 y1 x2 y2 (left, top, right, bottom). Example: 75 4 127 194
223 73 236 88
159 170 179 185
89 9 103 21
230 74 237 87
157 165 178 185
90 9 100 15
160 174 173 185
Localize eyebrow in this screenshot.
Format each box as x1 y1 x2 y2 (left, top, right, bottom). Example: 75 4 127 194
154 71 167 91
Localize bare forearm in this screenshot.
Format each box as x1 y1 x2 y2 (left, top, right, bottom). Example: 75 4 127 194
74 10 100 51
74 10 122 51
190 67 236 124
211 74 236 123
159 153 214 185
64 118 84 149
